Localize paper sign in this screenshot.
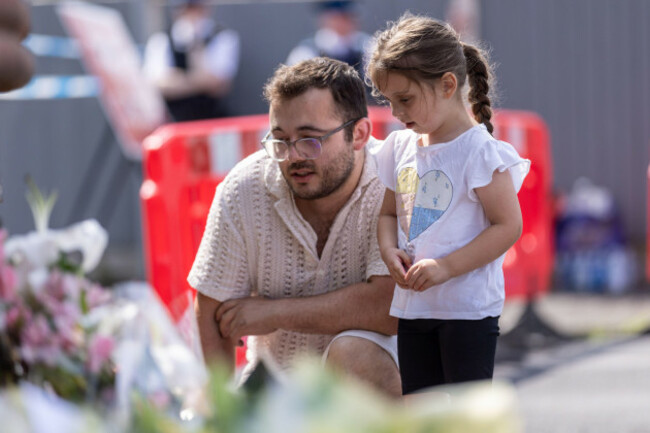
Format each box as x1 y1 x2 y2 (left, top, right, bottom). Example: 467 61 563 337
57 2 167 161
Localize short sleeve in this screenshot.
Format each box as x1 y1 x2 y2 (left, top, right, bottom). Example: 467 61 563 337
286 44 318 66
363 182 390 280
367 133 397 191
187 180 251 301
205 29 240 80
466 139 531 202
142 32 173 81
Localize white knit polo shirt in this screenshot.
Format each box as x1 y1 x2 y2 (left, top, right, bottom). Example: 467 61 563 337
188 149 389 370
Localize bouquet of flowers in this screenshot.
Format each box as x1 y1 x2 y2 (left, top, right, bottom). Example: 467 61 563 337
0 181 209 432
0 181 115 404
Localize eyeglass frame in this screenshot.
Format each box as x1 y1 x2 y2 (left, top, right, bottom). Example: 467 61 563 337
260 117 361 162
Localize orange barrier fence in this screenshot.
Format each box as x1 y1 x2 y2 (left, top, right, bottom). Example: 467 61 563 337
140 107 554 324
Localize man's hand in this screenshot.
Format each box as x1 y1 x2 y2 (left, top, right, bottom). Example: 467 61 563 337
216 297 280 342
405 258 453 292
380 247 411 288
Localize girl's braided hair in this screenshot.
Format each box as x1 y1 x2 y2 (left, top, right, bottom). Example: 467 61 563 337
366 13 495 134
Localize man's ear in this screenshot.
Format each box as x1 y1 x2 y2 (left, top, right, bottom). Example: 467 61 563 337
440 72 458 99
352 117 372 151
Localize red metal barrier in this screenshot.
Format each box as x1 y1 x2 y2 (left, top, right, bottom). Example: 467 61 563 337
492 110 554 299
140 115 268 322
141 107 554 321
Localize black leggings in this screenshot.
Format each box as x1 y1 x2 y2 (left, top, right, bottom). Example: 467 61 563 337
397 317 500 395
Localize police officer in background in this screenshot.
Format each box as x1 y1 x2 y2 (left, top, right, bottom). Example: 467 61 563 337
286 1 370 79
143 0 240 122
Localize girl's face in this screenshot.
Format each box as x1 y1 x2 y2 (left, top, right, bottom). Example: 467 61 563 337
378 72 451 142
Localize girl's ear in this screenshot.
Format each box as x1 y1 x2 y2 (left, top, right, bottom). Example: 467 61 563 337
440 72 458 99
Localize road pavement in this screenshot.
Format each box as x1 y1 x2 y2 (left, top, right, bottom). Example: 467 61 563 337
495 291 650 433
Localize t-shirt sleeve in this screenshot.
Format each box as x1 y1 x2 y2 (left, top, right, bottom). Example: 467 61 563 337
206 29 240 80
466 139 531 202
367 133 397 191
143 32 173 81
187 180 251 301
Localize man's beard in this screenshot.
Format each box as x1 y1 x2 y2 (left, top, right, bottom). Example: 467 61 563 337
284 146 356 200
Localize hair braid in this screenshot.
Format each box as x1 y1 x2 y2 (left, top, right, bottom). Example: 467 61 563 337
462 43 493 134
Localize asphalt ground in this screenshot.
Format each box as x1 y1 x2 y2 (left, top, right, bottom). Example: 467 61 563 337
495 290 650 433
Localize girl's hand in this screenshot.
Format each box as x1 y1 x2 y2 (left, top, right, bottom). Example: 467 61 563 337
405 258 452 292
381 247 412 288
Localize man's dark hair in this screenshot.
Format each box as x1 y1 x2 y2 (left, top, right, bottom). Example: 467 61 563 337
263 57 368 141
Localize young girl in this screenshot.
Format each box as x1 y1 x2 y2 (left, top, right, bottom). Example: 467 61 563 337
366 14 530 395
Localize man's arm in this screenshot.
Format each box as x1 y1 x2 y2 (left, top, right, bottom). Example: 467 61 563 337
195 292 239 371
216 275 398 343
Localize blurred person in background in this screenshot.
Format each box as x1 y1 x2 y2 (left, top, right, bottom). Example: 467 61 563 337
0 0 34 205
286 1 370 80
190 57 401 398
0 0 33 93
143 0 240 122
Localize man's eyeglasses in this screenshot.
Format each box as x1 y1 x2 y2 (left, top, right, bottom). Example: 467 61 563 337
261 118 360 162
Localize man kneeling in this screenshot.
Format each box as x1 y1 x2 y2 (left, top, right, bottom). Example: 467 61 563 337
189 57 400 397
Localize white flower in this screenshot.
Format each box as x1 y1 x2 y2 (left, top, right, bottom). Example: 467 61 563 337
4 230 59 274
52 219 108 273
4 219 108 276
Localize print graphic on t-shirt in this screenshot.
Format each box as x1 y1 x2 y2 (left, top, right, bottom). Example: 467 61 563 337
396 167 452 241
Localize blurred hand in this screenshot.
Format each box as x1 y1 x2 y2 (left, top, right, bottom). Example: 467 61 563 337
380 247 411 288
405 258 452 292
215 297 280 342
0 0 34 92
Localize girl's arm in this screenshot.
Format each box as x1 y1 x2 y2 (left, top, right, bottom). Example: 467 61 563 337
405 170 523 291
378 188 411 288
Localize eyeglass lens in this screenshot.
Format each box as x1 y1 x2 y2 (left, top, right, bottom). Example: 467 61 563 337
268 138 321 161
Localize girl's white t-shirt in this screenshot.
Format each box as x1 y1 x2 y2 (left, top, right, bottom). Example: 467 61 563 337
369 124 530 320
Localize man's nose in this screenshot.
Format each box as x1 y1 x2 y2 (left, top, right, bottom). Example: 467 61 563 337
286 143 304 162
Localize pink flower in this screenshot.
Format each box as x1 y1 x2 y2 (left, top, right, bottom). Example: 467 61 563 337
43 270 67 301
37 341 64 366
0 265 16 300
47 295 81 323
87 335 114 374
148 390 171 409
0 229 7 261
85 284 111 308
20 345 37 364
5 304 24 328
60 273 83 301
21 314 50 347
53 314 83 351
